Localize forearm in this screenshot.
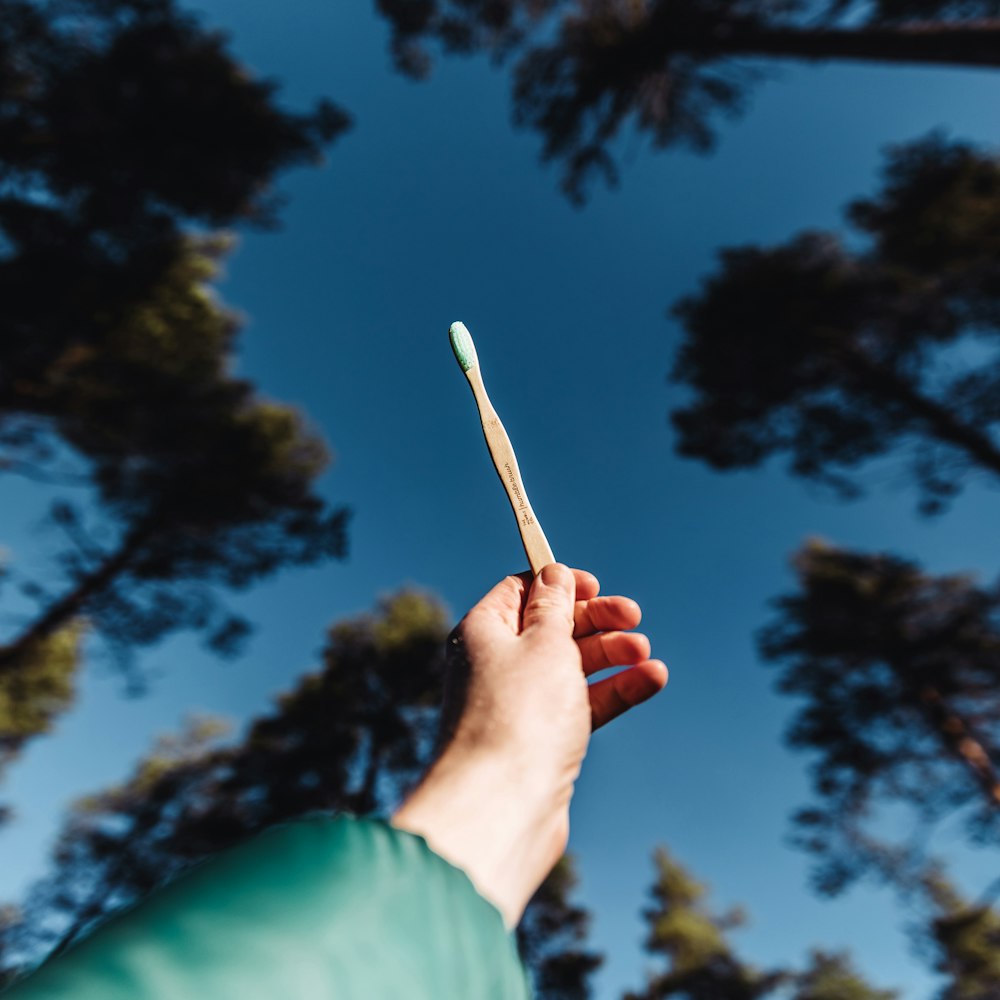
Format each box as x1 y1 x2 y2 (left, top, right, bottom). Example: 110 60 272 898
392 746 571 927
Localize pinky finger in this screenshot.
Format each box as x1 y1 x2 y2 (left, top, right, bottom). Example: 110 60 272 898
589 660 668 731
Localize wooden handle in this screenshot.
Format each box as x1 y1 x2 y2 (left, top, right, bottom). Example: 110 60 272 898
466 367 555 575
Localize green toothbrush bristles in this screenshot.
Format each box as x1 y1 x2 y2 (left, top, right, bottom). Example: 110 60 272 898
449 321 479 373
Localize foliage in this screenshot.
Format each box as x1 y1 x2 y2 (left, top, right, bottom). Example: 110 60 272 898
1 0 347 235
624 847 897 1000
0 236 350 687
0 0 351 697
671 135 1000 514
0 628 81 763
2 0 350 451
624 846 785 1000
0 626 82 825
0 0 356 968
668 123 1000 983
517 854 603 1000
791 950 898 1000
760 539 1000 895
926 872 1000 1000
375 1 999 199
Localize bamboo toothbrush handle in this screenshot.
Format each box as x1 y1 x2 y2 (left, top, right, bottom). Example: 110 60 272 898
465 365 555 576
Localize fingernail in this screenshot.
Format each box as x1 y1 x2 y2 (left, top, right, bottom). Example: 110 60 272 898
540 563 571 591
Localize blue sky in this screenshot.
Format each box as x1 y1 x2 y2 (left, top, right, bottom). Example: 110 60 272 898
2 3 1000 996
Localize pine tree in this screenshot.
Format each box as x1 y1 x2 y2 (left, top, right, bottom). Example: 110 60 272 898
0 626 82 826
926 871 1000 1000
2 237 349 674
791 951 898 1000
760 540 1000 895
375 0 999 199
624 846 785 1000
518 855 603 1000
670 135 1000 515
0 0 351 743
624 848 897 1000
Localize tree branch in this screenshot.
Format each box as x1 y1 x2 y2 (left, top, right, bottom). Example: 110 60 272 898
0 518 157 676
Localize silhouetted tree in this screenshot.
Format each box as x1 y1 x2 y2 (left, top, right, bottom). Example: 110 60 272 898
925 870 1000 1000
0 626 81 826
623 846 786 1000
4 591 601 999
0 0 351 695
2 0 348 439
760 540 1000 895
671 134 1000 514
790 951 898 1000
623 847 895 1000
1 0 347 251
0 237 349 684
376 0 999 199
517 854 603 1000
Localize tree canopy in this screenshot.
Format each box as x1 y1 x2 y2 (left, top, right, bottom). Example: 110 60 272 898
623 846 900 1000
671 135 1000 514
376 0 999 199
0 626 81 826
0 0 350 711
516 854 603 1000
624 845 782 1000
2 0 348 421
760 539 1000 895
0 236 349 688
926 871 1000 1000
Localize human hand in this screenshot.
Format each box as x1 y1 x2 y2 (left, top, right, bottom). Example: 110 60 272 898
441 563 666 795
392 564 667 925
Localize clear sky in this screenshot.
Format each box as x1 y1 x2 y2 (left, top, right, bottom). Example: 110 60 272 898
2 3 1000 996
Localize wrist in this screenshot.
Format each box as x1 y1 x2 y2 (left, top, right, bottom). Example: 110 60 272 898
391 746 571 927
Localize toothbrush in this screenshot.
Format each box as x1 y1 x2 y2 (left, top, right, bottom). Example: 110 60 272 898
449 321 555 576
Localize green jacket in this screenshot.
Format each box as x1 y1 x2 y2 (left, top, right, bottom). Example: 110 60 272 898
5 817 532 999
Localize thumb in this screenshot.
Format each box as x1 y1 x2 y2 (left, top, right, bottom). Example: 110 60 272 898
522 563 576 638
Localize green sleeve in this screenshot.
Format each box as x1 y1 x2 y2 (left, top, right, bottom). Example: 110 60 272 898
5 816 533 1000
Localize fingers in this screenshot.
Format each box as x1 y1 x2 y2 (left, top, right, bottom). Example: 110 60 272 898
572 568 600 602
465 566 602 640
467 574 531 637
574 595 641 637
521 563 577 637
589 660 668 730
527 567 598 600
577 630 651 677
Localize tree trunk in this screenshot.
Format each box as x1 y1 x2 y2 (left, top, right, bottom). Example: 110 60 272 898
919 685 1000 810
708 20 1000 69
0 518 156 676
571 12 1000 125
353 745 384 816
841 347 1000 482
